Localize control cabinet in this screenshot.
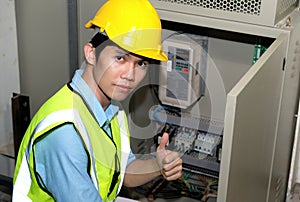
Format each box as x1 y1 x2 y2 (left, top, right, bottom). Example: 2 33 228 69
128 3 300 202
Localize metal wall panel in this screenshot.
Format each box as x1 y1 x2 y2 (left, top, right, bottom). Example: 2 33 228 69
0 0 20 178
15 0 70 116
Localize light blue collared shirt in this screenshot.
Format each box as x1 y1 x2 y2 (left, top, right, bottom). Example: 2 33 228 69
70 69 118 137
35 69 136 202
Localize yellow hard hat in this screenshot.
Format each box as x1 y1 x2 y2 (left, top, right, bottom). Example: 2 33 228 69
85 0 167 61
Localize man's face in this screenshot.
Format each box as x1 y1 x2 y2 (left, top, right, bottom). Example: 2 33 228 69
93 45 149 101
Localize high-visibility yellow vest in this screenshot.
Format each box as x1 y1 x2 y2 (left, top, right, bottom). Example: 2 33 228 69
13 84 131 202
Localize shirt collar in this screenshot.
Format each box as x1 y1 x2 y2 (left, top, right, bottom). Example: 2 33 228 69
70 69 119 127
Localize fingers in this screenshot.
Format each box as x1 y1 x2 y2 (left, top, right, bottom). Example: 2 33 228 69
161 157 182 181
162 168 182 181
156 132 183 181
162 154 182 171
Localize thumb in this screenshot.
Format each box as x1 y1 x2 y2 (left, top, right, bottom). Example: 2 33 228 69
158 132 169 151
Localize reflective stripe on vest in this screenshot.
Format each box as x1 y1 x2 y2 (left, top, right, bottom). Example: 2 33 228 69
13 85 131 201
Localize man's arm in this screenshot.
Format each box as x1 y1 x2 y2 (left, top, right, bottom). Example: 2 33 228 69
123 133 182 187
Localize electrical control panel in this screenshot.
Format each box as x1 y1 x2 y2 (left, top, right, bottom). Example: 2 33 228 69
158 34 208 109
144 106 223 201
150 105 223 178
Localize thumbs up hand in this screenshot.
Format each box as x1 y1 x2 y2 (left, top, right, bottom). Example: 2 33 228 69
156 133 182 181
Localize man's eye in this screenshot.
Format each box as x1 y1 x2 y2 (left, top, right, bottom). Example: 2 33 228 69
137 61 149 68
116 56 125 61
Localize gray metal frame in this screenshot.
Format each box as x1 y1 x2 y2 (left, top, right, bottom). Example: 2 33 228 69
68 0 78 77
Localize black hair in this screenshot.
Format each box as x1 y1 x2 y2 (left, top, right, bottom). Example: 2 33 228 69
89 32 114 60
90 32 107 47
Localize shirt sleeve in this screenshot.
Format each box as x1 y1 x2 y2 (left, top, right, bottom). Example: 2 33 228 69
127 149 136 165
34 123 102 202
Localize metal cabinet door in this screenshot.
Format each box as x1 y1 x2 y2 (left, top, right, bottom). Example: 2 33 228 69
218 33 288 202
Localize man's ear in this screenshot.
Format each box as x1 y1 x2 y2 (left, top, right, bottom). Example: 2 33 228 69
84 43 96 65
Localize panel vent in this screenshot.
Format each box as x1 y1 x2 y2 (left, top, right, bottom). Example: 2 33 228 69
157 0 262 16
279 0 297 15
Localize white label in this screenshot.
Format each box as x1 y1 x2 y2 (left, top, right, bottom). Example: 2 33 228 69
167 60 172 72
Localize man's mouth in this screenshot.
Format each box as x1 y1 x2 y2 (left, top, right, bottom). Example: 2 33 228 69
115 84 133 92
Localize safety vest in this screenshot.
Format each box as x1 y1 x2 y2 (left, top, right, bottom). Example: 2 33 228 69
13 84 131 202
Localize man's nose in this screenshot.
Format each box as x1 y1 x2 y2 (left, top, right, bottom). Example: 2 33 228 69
120 62 135 81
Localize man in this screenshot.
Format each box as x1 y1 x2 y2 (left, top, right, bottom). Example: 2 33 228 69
12 0 182 201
